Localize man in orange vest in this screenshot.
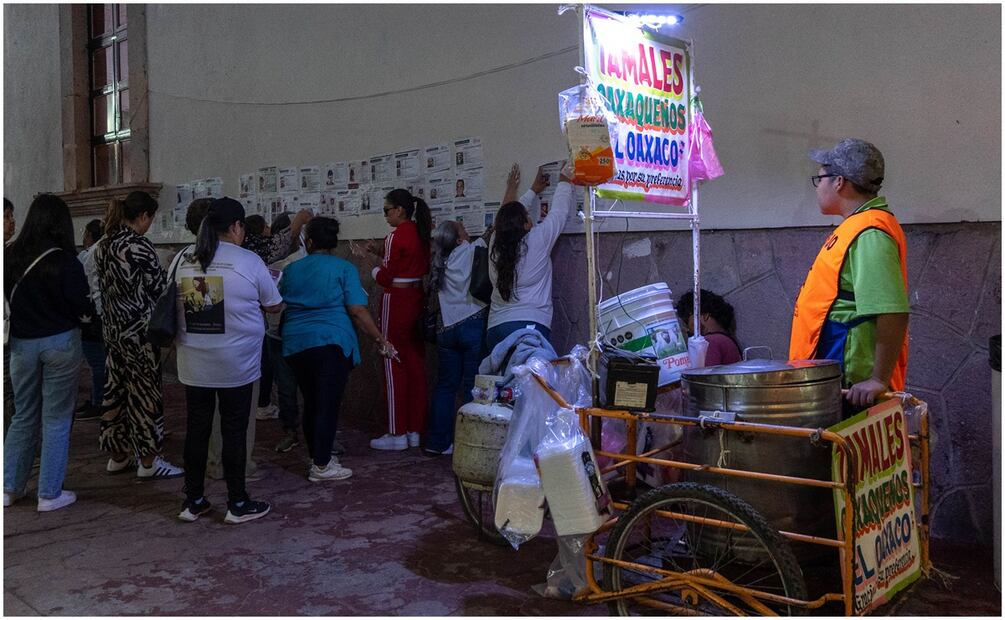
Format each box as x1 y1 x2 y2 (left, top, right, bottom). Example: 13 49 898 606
790 139 910 413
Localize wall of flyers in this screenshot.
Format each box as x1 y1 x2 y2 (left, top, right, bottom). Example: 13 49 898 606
152 138 588 243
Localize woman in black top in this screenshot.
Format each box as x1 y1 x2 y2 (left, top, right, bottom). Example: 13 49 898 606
94 191 183 480
3 194 90 511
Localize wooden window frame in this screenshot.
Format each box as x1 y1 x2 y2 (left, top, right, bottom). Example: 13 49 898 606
57 4 159 216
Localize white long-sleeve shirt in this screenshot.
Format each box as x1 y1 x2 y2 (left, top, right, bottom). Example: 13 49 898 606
487 181 574 329
437 238 488 328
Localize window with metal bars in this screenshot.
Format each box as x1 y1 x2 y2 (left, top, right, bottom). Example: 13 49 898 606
88 3 130 187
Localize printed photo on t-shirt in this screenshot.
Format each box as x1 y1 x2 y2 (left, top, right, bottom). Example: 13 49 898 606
181 276 226 334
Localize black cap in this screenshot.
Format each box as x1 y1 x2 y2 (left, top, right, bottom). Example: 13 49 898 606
207 197 245 226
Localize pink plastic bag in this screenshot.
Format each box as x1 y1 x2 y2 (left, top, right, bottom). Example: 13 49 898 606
688 109 724 182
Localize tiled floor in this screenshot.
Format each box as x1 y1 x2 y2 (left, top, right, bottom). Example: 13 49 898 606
2 373 1000 616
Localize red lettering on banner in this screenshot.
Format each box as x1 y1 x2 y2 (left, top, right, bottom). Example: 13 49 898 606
649 47 663 90
672 52 685 96
659 49 674 93
637 43 652 87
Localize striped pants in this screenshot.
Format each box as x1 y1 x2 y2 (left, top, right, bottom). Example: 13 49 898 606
380 288 427 436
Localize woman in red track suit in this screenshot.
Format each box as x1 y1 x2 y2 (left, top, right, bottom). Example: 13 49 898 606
367 189 432 451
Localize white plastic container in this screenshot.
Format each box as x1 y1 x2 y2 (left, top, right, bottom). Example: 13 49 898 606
494 457 545 537
597 283 691 386
535 432 610 536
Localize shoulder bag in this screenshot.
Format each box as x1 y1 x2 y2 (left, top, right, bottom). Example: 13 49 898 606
145 245 193 347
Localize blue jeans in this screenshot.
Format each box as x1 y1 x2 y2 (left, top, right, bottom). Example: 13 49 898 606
268 336 300 433
485 321 551 356
427 314 487 452
80 339 106 406
4 330 82 499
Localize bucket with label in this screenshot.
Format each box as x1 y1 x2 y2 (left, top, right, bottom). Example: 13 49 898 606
597 283 691 386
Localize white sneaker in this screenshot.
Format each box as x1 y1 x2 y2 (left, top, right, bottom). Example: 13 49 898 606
106 456 135 475
406 432 421 448
137 456 184 480
37 490 77 512
255 404 279 420
308 459 353 482
369 433 408 451
3 490 26 507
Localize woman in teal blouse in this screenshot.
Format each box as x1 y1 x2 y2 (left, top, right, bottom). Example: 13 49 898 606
280 217 395 482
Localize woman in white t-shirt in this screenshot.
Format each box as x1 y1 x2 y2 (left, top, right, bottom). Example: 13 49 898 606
424 220 490 456
486 163 574 353
174 198 283 525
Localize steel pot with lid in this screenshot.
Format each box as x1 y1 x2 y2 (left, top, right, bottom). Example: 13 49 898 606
681 358 842 563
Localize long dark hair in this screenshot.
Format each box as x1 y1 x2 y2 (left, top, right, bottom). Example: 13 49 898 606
429 220 461 292
385 188 431 251
489 201 529 302
194 198 245 272
6 194 76 281
675 289 737 335
103 190 159 242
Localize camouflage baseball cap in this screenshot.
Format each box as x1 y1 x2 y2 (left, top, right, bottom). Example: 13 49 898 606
809 138 885 193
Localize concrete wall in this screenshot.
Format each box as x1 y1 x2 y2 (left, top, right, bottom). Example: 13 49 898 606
2 4 63 220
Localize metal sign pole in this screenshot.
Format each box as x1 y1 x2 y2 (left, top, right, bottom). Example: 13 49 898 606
688 39 701 341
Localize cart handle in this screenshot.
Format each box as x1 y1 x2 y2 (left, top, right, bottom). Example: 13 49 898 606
840 389 922 407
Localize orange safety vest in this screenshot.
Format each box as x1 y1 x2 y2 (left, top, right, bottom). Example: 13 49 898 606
789 208 909 390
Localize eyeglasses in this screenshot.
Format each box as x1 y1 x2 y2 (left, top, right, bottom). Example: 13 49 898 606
810 174 840 188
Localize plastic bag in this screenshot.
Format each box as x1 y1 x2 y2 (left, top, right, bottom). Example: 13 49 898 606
532 534 589 599
536 406 612 537
558 84 618 186
687 334 709 369
687 108 724 182
492 349 591 549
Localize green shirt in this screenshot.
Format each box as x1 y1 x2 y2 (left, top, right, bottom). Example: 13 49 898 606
827 197 910 385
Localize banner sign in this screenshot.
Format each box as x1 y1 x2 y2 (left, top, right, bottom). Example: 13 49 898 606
830 399 921 615
583 7 691 205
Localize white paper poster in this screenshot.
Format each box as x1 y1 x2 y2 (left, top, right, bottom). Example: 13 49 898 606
359 189 374 214
260 194 282 222
454 168 484 202
298 192 321 214
257 167 278 194
369 154 394 186
278 168 299 194
426 176 455 206
323 162 349 190
176 184 194 209
429 204 455 227
424 144 452 175
299 167 321 193
395 149 422 181
320 191 338 216
483 201 500 231
348 160 370 188
205 177 224 199
336 189 361 216
454 201 485 235
239 196 258 217
453 137 484 170
239 174 256 197
368 186 394 214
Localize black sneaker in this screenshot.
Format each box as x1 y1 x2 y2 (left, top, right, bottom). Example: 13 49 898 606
224 499 271 524
177 497 213 522
76 405 103 420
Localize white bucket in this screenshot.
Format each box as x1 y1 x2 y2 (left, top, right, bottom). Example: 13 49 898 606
597 283 691 386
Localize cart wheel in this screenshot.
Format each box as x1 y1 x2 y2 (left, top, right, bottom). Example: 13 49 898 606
603 482 807 616
454 475 508 547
